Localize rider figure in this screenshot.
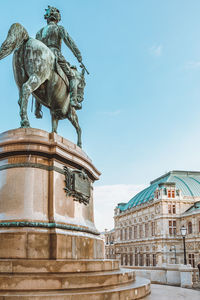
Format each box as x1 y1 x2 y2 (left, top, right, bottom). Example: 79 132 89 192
35 6 82 118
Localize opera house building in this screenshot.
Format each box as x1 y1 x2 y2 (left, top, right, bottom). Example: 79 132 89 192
105 170 200 268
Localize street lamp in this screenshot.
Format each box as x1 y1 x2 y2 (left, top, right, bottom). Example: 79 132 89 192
180 225 187 265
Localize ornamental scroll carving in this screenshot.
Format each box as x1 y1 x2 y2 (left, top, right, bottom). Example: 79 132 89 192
63 166 91 205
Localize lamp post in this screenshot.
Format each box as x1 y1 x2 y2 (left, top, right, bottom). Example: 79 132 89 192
180 225 187 265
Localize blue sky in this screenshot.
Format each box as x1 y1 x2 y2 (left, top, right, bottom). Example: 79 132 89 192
1 1 200 230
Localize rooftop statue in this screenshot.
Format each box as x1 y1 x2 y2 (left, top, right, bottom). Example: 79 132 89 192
0 6 88 148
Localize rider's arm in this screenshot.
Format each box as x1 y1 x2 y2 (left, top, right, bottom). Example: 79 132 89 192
35 29 42 41
59 26 82 62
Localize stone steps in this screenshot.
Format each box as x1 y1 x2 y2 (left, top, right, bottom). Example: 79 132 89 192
0 259 150 299
0 259 119 273
0 277 150 300
0 269 135 290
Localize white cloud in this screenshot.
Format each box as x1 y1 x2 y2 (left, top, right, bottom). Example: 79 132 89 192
150 44 163 56
185 61 200 69
93 183 146 232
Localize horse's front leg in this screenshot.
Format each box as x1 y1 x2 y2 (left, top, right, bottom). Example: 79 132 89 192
20 75 42 128
76 124 82 148
51 113 58 133
19 85 30 128
67 108 82 148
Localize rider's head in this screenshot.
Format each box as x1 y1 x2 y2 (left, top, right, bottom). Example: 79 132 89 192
44 6 61 24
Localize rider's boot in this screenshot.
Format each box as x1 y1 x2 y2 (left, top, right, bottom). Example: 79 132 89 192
58 62 82 110
69 79 82 110
35 100 43 119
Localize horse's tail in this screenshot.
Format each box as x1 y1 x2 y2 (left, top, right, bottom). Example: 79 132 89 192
0 23 29 60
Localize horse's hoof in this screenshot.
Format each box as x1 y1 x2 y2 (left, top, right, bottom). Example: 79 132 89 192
20 120 30 128
52 129 57 134
35 112 43 119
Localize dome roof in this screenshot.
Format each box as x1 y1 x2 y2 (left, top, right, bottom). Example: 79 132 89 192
118 171 200 212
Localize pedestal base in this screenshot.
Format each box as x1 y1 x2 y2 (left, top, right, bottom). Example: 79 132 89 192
0 129 151 298
0 259 150 299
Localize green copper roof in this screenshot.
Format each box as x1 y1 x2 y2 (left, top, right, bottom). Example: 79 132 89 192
118 171 200 212
183 201 200 214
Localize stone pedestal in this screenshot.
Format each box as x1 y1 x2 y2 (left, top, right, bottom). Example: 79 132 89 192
0 128 150 299
0 128 103 260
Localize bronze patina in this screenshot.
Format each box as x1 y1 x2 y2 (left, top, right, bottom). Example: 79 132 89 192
0 6 88 148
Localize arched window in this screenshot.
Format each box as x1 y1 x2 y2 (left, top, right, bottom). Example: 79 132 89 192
188 222 192 234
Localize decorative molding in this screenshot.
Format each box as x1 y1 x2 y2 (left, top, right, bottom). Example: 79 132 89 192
0 221 99 235
0 162 64 174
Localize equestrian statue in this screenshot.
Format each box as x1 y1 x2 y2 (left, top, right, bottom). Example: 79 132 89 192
0 6 88 148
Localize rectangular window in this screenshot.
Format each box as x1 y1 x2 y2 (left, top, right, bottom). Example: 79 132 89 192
129 227 132 240
153 254 156 266
145 223 149 237
121 254 123 265
188 253 195 268
130 254 133 266
135 253 138 266
172 190 175 198
125 254 128 266
168 190 171 198
125 228 127 240
139 224 143 238
139 254 144 266
146 254 150 266
134 226 137 239
151 222 155 236
168 204 176 214
173 221 176 234
169 220 176 235
120 229 123 241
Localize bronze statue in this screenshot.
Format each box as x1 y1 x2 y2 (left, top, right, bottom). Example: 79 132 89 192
35 6 84 117
0 6 88 148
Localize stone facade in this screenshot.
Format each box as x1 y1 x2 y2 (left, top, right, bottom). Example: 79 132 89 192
104 171 200 268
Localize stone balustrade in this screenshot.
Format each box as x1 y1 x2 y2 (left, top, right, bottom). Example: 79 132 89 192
126 264 199 288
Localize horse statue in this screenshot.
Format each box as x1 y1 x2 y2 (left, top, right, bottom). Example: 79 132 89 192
0 23 85 148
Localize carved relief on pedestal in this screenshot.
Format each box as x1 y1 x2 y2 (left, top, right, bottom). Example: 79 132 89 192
64 166 91 205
